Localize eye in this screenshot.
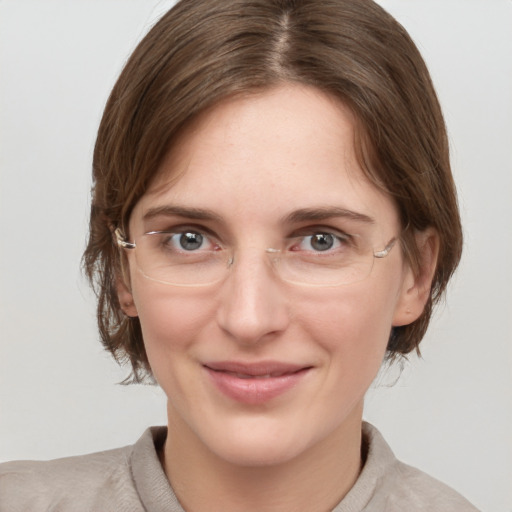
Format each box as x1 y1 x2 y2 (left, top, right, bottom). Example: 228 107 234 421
151 229 219 252
178 231 206 251
308 233 335 251
290 231 349 252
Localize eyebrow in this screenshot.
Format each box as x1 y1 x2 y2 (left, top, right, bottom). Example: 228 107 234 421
282 207 375 225
143 205 223 223
143 205 375 225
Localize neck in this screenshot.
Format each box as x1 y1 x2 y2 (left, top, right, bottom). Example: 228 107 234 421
161 404 364 512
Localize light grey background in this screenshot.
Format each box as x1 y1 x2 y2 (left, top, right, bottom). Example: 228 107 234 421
1 1 511 510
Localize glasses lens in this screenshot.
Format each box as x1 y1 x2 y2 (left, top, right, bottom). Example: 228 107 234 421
131 231 387 286
275 242 375 286
135 232 229 286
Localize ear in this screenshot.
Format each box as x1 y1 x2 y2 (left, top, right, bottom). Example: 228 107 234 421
392 227 439 326
116 275 138 318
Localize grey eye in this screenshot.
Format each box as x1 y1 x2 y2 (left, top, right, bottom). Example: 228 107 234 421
310 233 335 251
179 232 204 250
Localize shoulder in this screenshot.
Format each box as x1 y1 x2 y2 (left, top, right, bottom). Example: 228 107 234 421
381 459 480 511
356 423 480 512
0 441 142 512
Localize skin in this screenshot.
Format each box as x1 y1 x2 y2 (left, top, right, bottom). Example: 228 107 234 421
118 83 437 512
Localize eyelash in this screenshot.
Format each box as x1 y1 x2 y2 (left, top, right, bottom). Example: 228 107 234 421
287 228 352 251
150 225 220 251
147 224 353 251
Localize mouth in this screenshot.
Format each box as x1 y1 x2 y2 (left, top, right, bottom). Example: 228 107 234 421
204 360 310 377
203 361 312 404
223 372 292 379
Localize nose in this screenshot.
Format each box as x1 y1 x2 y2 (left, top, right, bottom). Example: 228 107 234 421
216 249 290 345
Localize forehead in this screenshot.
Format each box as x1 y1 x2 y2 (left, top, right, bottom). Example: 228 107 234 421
130 84 399 232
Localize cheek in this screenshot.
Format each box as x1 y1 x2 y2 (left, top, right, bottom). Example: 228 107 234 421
130 281 216 368
295 280 400 369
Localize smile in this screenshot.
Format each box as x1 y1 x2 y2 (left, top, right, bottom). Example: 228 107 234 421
203 361 312 404
229 372 285 379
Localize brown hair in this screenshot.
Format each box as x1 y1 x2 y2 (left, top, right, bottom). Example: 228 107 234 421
83 0 462 382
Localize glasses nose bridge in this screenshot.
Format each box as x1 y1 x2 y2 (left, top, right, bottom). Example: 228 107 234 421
226 245 281 280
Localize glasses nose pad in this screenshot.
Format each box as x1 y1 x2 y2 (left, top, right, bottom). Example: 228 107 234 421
265 247 280 262
264 247 282 274
226 248 278 268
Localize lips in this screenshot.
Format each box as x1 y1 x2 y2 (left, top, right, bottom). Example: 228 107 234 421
203 361 311 404
226 372 287 379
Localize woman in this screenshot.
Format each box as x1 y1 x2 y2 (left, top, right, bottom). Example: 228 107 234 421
0 0 480 510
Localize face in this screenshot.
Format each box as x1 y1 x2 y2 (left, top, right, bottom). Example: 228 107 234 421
121 84 425 467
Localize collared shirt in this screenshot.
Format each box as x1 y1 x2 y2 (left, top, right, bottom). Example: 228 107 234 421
0 423 479 511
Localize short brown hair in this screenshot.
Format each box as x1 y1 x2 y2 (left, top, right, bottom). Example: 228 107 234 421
83 0 462 382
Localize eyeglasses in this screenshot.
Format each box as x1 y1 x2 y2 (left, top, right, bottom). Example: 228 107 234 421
115 228 397 287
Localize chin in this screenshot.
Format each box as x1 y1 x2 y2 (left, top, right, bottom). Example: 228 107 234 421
211 434 307 468
195 413 334 468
